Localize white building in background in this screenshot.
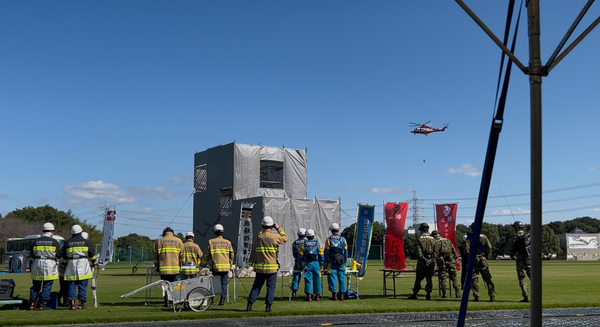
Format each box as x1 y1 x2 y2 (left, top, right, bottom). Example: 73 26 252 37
557 227 600 261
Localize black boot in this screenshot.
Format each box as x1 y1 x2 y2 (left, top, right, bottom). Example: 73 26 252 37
69 300 77 310
329 292 337 301
304 293 312 302
455 289 460 298
408 292 418 300
39 300 52 310
441 290 447 298
246 301 253 311
265 304 272 312
315 294 320 301
520 296 529 303
337 292 344 301
490 296 496 302
426 292 432 301
78 300 87 309
218 296 225 306
28 299 36 310
292 290 297 298
473 295 480 302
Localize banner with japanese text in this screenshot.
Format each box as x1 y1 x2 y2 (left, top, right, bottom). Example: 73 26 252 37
384 202 408 270
354 204 375 279
435 203 460 270
98 205 116 268
236 202 254 267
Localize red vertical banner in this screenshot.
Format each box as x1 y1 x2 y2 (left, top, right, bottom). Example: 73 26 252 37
384 202 408 270
435 203 460 270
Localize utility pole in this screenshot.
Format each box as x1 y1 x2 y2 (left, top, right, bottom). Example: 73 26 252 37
409 191 423 227
453 1 598 326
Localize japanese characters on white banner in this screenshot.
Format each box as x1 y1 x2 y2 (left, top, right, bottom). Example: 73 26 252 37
98 205 116 268
236 202 254 267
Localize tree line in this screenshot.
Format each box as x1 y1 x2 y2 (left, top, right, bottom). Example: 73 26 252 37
341 216 599 260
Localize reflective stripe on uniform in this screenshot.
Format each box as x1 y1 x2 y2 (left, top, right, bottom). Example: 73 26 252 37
158 248 181 253
33 245 56 251
213 263 230 269
32 274 59 281
67 246 89 253
210 249 229 254
256 246 277 253
64 273 93 281
254 263 279 270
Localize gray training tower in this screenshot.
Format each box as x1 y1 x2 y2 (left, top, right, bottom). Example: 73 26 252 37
192 142 340 273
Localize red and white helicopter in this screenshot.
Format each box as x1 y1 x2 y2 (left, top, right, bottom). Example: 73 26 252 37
409 121 448 135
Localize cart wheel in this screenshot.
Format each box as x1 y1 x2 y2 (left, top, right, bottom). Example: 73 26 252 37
187 287 212 312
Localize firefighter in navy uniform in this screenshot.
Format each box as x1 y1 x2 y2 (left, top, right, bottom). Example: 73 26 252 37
297 228 324 301
29 222 61 310
511 221 531 302
247 216 288 312
324 223 348 301
201 224 234 306
62 225 96 310
153 227 185 307
290 228 307 297
181 232 203 280
409 222 437 300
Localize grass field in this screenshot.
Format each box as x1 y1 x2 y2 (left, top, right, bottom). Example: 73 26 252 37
1 260 599 326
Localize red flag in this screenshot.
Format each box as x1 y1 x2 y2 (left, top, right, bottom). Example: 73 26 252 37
435 203 460 270
384 202 408 270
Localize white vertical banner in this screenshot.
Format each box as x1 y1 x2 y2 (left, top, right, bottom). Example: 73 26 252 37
236 202 254 267
98 205 116 268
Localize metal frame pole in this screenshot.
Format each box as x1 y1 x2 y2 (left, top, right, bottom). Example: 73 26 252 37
527 1 543 326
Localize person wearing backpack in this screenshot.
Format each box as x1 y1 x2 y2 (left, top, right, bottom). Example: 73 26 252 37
470 227 496 302
432 230 460 298
409 223 437 300
291 228 307 298
297 228 324 301
324 223 348 301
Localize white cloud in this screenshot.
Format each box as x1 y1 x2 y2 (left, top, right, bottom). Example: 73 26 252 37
447 164 481 177
588 167 598 172
64 180 135 204
170 173 191 183
594 208 600 213
490 207 531 216
0 194 9 200
129 186 178 199
370 187 408 194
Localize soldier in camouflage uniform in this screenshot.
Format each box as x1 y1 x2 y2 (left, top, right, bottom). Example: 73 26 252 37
511 221 531 302
471 232 496 302
409 223 438 300
432 230 460 298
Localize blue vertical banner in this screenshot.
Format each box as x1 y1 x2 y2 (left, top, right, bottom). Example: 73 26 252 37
354 204 375 279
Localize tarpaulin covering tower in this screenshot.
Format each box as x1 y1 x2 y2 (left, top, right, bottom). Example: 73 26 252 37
193 142 340 273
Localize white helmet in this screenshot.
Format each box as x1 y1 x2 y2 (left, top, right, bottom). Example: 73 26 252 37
463 234 468 241
42 223 55 231
261 216 274 227
329 223 340 231
297 228 306 236
213 224 224 233
71 224 83 235
306 229 315 237
186 231 195 238
81 232 89 240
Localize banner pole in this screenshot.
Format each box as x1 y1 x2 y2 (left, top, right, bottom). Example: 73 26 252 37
382 201 385 264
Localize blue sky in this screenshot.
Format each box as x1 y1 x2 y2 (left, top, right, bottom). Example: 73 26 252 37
1 1 599 238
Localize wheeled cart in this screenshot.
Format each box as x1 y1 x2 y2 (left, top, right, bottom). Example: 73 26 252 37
121 275 216 312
